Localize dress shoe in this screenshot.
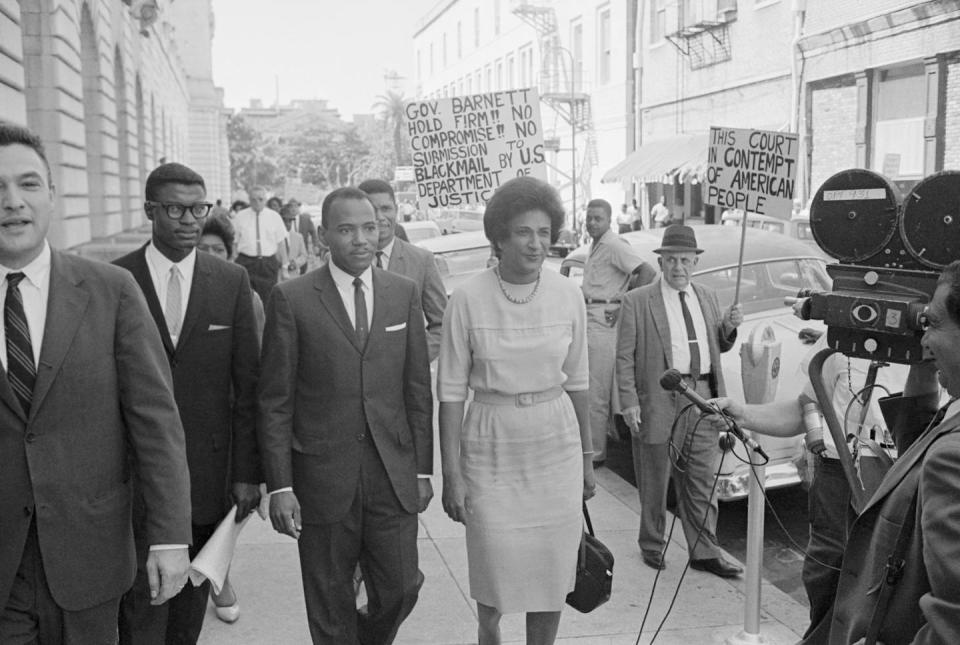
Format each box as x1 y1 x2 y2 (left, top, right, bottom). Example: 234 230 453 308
592 459 606 469
689 557 743 578
641 550 666 570
211 582 240 623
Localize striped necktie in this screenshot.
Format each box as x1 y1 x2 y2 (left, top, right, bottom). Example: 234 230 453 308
5 272 35 415
679 290 701 378
165 265 183 340
353 277 368 346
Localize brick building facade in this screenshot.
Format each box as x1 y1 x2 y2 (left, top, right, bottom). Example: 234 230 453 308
800 0 960 198
0 0 229 251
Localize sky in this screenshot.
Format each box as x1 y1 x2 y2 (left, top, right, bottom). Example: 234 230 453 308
211 0 437 119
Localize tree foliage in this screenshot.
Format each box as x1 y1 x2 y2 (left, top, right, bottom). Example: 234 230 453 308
226 114 279 192
372 90 412 167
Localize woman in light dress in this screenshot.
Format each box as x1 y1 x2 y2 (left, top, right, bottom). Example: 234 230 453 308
438 176 596 645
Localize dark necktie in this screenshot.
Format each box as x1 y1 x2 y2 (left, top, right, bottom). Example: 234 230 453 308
376 251 384 269
679 290 701 378
5 272 35 415
353 277 368 345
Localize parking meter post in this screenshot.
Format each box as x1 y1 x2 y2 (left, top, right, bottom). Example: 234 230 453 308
727 326 780 645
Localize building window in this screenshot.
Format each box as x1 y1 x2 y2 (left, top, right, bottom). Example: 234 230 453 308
598 6 611 85
430 42 434 74
466 74 473 94
457 21 462 58
872 63 926 180
571 19 583 91
652 0 667 42
475 70 482 92
485 65 493 92
443 33 448 67
474 7 481 47
494 0 501 35
506 53 515 88
496 59 503 90
417 50 422 80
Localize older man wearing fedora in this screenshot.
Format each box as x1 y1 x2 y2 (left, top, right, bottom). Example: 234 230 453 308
615 224 743 577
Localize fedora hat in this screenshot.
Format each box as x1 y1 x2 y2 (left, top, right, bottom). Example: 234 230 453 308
654 224 703 254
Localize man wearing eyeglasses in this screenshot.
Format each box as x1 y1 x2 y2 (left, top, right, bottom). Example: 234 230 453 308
233 186 288 302
114 163 262 645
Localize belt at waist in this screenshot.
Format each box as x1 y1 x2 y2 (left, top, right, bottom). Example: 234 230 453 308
238 253 273 260
473 387 564 407
585 297 621 305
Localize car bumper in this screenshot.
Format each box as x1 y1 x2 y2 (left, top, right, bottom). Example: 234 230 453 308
715 461 801 502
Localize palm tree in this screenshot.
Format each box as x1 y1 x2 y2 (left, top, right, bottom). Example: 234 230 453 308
372 90 411 166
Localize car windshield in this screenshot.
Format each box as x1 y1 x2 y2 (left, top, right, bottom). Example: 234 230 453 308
697 258 831 314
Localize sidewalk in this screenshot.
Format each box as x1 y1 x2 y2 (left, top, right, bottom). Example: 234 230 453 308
198 468 808 644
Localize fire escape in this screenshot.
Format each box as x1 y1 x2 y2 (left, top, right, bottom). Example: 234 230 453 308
512 1 597 207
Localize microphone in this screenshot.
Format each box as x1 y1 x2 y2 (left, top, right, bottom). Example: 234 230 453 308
659 368 769 461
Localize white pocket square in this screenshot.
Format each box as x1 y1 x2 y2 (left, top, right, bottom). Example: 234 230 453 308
208 324 230 331
384 323 407 332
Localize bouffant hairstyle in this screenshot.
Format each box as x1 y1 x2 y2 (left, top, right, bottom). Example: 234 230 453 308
201 216 235 257
483 177 565 253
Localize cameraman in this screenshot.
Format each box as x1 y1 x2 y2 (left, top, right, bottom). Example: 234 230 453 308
711 262 960 644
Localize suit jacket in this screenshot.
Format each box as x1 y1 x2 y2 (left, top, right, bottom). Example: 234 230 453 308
114 246 261 526
279 229 308 280
0 251 191 611
811 396 960 645
616 278 737 444
387 238 446 361
258 264 433 524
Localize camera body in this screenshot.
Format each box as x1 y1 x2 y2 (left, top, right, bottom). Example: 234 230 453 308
798 169 960 363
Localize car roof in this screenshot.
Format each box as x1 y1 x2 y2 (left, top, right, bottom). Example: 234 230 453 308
403 221 440 230
416 230 491 254
564 225 828 270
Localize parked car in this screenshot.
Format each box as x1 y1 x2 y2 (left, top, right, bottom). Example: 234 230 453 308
721 209 817 250
562 226 833 500
549 229 579 258
404 220 442 245
448 210 485 234
417 231 496 297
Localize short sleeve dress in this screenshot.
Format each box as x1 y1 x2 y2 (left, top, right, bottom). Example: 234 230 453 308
437 267 589 613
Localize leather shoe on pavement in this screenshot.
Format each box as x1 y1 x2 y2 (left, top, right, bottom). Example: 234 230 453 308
689 557 743 578
641 550 666 570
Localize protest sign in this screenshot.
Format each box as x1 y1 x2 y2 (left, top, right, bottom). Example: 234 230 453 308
405 88 547 209
705 126 799 219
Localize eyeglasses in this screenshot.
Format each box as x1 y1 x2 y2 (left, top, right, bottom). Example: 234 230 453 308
146 201 213 219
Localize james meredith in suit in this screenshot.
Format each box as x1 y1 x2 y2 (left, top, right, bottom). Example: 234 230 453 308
258 186 434 644
358 179 446 361
616 224 743 577
0 123 191 643
114 162 261 644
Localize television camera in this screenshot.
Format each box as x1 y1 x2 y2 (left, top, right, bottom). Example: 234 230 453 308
795 169 960 364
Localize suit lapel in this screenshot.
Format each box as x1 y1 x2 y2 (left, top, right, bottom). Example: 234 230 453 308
692 283 719 364
389 239 407 274
127 246 175 357
314 265 364 353
649 280 673 368
862 412 960 511
0 359 24 421
31 252 90 418
176 253 210 351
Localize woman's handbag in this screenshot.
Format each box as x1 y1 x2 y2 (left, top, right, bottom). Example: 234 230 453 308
566 502 614 613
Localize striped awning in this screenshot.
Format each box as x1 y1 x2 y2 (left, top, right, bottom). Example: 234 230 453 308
601 133 710 183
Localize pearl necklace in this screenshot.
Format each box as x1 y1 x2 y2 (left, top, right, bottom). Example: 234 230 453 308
494 267 541 304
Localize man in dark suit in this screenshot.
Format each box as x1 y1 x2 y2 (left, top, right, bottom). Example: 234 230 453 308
114 163 261 644
358 179 446 361
0 124 191 643
616 224 743 577
259 187 434 644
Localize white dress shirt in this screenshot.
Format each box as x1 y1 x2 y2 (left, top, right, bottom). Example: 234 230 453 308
233 207 288 257
0 242 51 371
660 279 712 375
377 238 396 270
328 260 374 330
144 243 196 346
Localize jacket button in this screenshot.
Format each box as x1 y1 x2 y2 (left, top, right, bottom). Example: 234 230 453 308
25 433 36 443
357 434 365 441
23 506 32 517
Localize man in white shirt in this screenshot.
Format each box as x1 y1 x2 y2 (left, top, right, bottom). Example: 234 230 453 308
617 224 743 577
358 179 446 361
0 122 191 644
258 187 433 643
233 185 287 302
113 162 261 644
